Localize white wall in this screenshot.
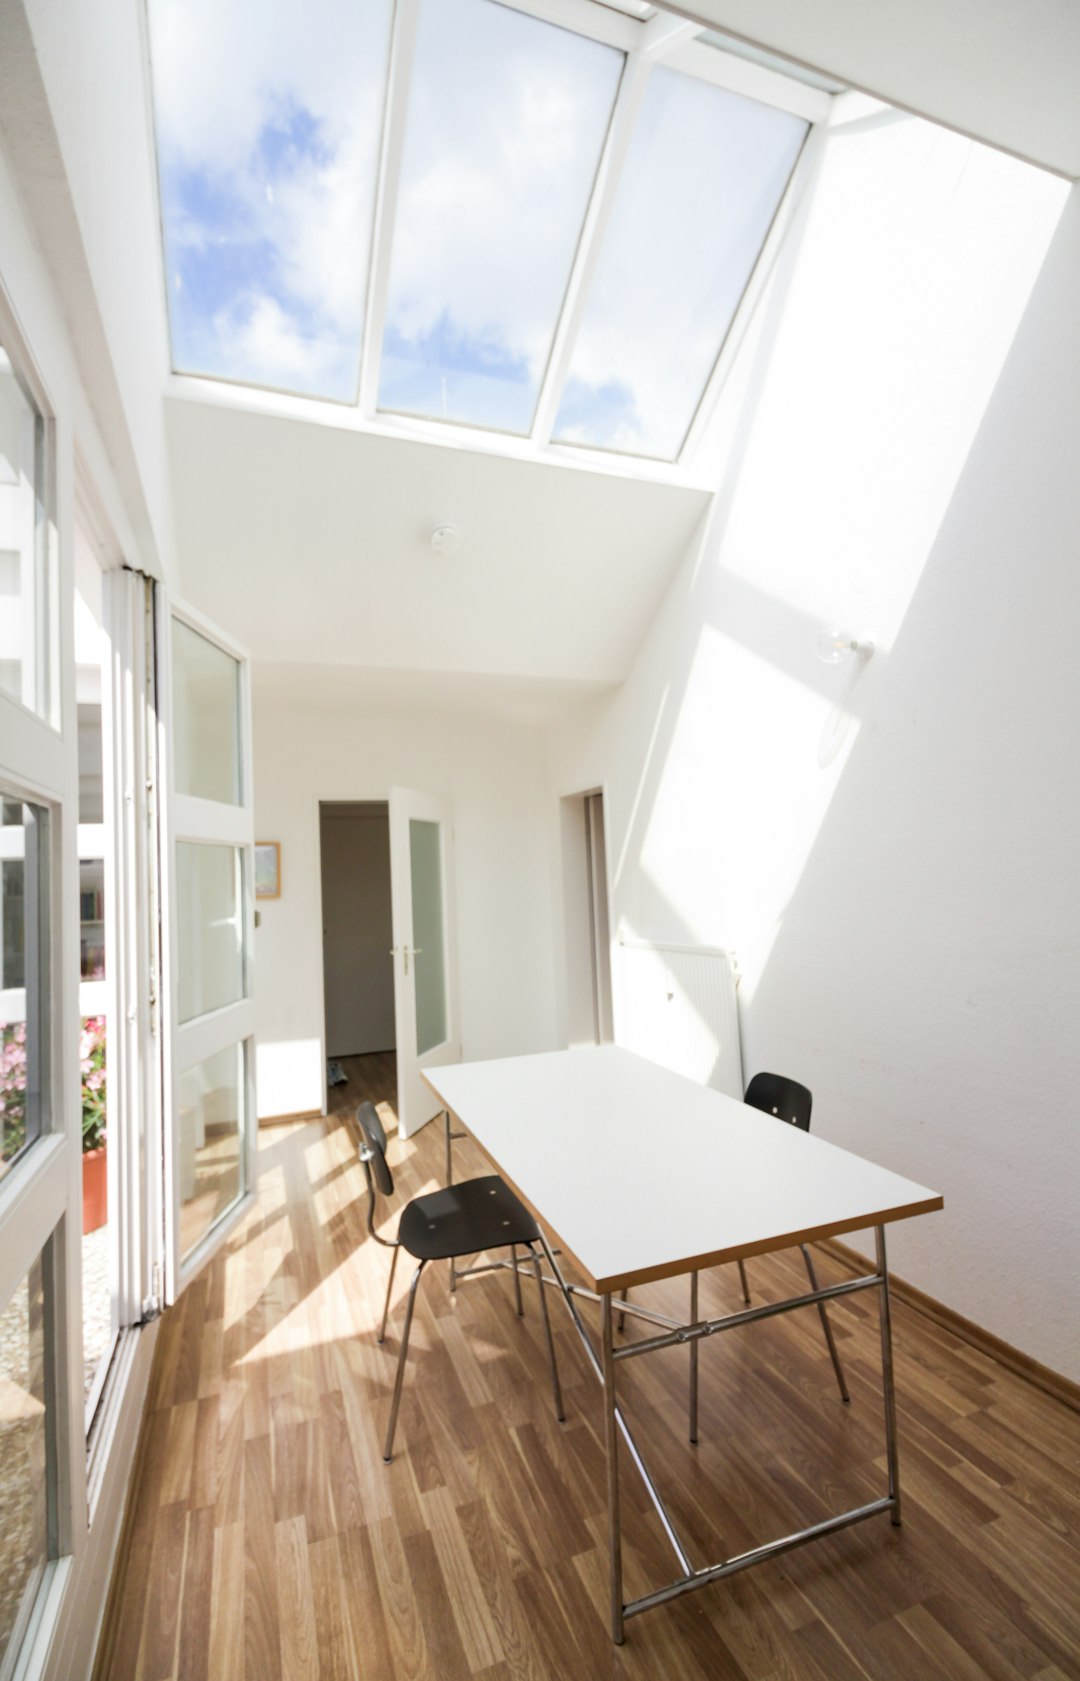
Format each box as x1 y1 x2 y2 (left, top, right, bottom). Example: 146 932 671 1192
545 116 1080 1380
253 665 560 1119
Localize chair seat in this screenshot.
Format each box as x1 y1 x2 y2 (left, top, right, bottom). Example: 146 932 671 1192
398 1174 539 1262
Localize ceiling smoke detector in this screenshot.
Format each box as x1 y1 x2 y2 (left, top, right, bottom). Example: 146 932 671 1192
430 524 462 557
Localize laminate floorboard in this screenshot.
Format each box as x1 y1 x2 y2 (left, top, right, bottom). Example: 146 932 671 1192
96 1093 1080 1681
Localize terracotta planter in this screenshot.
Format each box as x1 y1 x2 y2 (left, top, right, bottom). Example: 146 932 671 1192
82 1145 107 1234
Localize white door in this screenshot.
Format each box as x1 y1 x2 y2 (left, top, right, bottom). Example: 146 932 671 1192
388 787 460 1136
158 596 256 1302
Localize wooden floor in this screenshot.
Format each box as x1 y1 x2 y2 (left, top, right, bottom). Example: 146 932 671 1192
97 1059 1080 1680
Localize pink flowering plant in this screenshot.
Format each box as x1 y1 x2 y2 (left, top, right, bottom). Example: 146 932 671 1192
81 1016 107 1152
1 1021 27 1162
0 1017 106 1161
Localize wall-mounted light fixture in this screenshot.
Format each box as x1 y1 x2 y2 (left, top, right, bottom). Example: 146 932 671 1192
816 626 875 769
430 524 462 556
816 626 875 665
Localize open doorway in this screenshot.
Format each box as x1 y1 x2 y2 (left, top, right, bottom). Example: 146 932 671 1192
560 788 614 1046
319 801 397 1130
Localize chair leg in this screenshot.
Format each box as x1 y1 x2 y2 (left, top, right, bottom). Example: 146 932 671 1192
737 1258 751 1303
529 1244 565 1423
384 1260 426 1463
617 1287 628 1335
378 1245 401 1344
801 1245 850 1404
511 1244 525 1316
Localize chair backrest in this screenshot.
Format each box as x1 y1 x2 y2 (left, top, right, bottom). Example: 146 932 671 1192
744 1072 813 1132
357 1101 394 1197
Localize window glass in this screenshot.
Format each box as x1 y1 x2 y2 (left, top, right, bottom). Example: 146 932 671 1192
147 0 394 401
176 843 244 1023
379 0 622 433
0 1248 52 1674
0 344 50 720
171 618 241 805
0 800 47 1179
178 1042 245 1258
554 68 807 459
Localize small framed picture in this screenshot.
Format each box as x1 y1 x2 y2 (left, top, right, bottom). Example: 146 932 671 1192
254 841 281 899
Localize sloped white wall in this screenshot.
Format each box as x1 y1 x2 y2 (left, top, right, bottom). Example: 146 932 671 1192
252 667 560 1119
545 123 1080 1379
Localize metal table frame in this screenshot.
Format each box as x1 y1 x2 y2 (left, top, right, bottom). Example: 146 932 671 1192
444 1112 903 1645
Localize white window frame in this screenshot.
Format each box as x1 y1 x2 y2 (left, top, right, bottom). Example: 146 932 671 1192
156 592 257 1303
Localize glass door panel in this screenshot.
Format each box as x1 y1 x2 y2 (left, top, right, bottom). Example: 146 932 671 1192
0 1244 53 1676
389 788 459 1137
163 600 255 1301
409 818 447 1056
178 1041 245 1262
0 798 47 1182
176 842 244 1022
171 618 241 806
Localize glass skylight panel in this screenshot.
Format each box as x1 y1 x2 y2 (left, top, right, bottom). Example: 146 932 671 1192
378 0 623 435
147 0 393 402
554 68 808 459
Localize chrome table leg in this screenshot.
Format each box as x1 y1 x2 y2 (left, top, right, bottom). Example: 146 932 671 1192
876 1226 902 1524
737 1258 751 1303
601 1293 624 1645
689 1270 699 1444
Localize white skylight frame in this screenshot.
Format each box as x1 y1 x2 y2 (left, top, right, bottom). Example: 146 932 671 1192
149 0 836 479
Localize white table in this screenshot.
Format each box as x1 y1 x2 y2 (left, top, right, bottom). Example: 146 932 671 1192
424 1046 943 1643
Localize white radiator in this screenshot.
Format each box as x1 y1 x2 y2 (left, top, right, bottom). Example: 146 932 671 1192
616 939 743 1098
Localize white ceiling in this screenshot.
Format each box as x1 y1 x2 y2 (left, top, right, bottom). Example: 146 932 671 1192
167 392 710 683
687 0 1080 177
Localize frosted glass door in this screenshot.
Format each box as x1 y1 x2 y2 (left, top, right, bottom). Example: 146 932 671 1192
410 819 447 1056
389 788 460 1138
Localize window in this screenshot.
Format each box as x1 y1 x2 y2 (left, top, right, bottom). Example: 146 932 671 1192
553 68 808 458
0 341 51 722
0 798 48 1180
147 0 826 464
379 0 622 433
147 0 395 400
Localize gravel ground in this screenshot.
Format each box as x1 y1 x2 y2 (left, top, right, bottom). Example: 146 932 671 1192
0 1268 47 1665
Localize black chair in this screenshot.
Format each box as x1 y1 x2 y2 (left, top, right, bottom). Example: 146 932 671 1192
354 1101 564 1463
741 1072 849 1404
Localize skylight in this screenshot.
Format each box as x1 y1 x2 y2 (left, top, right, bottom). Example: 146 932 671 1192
147 0 827 463
379 0 623 433
553 70 808 459
148 0 393 401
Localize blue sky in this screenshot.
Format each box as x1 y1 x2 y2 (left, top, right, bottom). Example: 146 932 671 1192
149 0 805 455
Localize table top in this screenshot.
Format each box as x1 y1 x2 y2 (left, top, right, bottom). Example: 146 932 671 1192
423 1047 943 1293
